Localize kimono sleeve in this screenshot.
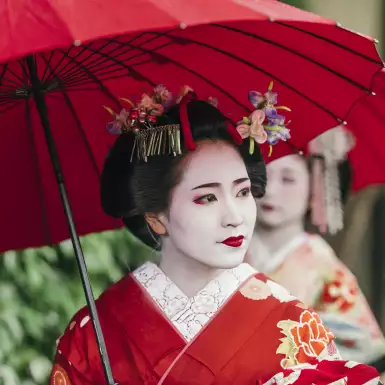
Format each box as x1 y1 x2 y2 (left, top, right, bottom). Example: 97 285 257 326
262 302 382 384
49 308 96 385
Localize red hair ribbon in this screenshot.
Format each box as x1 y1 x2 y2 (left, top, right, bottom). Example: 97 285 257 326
179 92 243 150
179 92 197 151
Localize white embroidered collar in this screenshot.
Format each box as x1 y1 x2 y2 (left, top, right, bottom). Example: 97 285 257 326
133 262 255 342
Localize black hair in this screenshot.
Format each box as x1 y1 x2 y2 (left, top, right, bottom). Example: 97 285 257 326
101 99 266 248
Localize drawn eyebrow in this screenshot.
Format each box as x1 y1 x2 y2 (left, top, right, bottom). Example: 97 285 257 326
191 177 249 190
191 182 220 190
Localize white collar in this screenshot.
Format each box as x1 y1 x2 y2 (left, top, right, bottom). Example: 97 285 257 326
262 233 308 274
133 262 255 341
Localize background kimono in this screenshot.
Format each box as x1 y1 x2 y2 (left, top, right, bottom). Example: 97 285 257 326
266 232 385 366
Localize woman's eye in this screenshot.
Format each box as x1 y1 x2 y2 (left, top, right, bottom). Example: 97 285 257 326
194 194 217 205
282 176 295 184
237 187 251 198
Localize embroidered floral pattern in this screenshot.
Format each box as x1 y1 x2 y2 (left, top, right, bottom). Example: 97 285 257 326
295 302 308 310
133 262 255 341
240 277 271 300
320 270 359 312
266 280 297 303
262 369 301 385
50 364 71 385
263 360 379 385
277 310 334 369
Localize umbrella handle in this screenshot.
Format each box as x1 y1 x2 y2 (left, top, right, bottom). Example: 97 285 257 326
26 55 118 385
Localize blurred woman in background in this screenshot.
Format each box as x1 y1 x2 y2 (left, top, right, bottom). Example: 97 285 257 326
247 126 385 377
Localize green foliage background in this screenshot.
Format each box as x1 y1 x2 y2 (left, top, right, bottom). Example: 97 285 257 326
0 230 151 385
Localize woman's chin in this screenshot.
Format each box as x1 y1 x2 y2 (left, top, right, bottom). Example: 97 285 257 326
209 252 246 269
257 215 283 229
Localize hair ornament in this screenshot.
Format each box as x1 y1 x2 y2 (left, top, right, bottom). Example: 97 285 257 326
237 81 291 156
307 125 355 235
104 84 242 162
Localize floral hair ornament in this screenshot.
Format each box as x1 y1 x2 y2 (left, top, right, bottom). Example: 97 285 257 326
104 85 181 162
237 81 291 156
104 85 237 162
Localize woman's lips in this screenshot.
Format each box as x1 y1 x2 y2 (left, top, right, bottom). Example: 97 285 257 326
261 203 275 212
221 235 244 248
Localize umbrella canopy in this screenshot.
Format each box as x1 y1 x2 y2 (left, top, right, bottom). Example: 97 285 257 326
1 5 384 253
0 0 326 63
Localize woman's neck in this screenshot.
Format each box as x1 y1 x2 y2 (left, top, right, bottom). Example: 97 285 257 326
254 220 305 255
159 239 225 297
246 221 305 273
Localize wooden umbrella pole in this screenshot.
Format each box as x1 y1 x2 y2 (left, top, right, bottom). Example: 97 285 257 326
26 55 118 385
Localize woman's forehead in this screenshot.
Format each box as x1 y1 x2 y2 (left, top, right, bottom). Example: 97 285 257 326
180 142 248 186
267 154 306 174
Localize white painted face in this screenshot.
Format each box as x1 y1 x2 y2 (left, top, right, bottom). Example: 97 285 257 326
160 141 257 269
256 154 309 228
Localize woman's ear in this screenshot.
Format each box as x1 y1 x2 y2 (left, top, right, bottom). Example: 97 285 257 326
144 213 167 235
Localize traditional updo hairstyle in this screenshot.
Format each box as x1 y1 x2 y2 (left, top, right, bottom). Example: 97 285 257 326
101 98 266 248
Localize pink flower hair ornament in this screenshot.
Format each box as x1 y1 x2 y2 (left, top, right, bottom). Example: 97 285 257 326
237 81 291 156
103 84 241 162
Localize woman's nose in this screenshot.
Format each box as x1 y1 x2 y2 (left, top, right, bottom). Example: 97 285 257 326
221 200 243 228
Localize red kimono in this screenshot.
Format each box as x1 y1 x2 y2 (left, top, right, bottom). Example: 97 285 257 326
50 263 381 385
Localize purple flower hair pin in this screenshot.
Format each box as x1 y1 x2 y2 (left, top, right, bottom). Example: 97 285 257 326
237 81 291 156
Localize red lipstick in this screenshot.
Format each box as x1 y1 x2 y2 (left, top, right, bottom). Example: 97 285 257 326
221 236 244 248
261 203 275 212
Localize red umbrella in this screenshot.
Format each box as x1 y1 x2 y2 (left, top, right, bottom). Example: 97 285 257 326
1 0 384 384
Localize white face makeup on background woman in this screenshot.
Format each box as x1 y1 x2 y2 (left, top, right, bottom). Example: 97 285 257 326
160 141 257 269
256 154 309 229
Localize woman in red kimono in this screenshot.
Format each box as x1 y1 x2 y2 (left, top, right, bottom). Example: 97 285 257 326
50 85 382 385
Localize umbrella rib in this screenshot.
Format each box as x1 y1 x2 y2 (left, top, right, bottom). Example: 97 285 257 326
55 41 119 82
25 99 52 245
59 31 186 86
61 86 100 92
0 97 23 105
343 66 383 121
156 32 342 121
61 52 156 88
58 49 122 110
276 21 383 65
43 51 103 177
0 63 9 84
87 39 252 115
18 59 31 83
41 57 104 180
75 46 158 86
41 51 56 82
0 81 20 89
61 68 129 88
55 33 153 82
0 75 22 87
6 65 25 84
59 92 123 230
61 91 101 177
58 34 160 84
46 42 101 84
0 99 23 114
211 24 372 92
44 46 76 83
